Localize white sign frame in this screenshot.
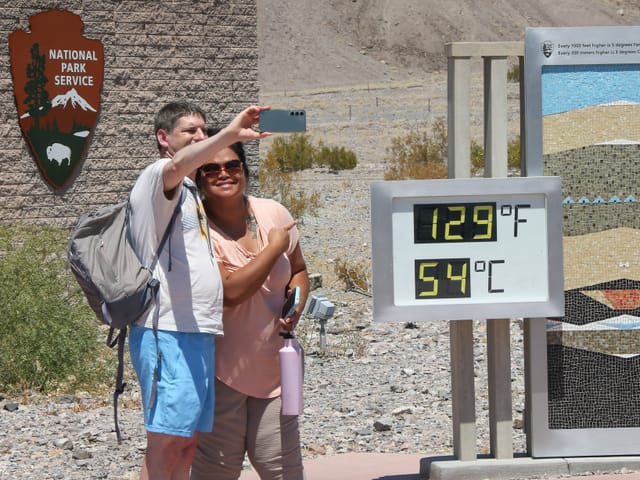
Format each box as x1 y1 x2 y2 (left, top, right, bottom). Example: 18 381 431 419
371 176 564 323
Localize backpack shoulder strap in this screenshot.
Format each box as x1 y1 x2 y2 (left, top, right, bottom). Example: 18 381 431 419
107 326 127 444
149 187 185 271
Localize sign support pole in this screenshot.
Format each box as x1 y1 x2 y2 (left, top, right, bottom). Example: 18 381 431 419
484 53 514 459
450 320 477 460
446 46 476 460
488 318 513 458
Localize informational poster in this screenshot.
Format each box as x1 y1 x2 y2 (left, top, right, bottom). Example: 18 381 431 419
524 26 640 457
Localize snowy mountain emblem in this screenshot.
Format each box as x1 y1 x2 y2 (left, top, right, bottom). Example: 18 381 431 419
51 88 97 112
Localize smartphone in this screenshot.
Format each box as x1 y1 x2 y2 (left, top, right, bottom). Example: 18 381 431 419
281 286 301 318
259 109 306 133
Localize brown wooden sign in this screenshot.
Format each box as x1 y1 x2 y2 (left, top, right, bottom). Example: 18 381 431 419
9 9 104 191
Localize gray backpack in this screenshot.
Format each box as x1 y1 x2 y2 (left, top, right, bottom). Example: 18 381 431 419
68 195 181 443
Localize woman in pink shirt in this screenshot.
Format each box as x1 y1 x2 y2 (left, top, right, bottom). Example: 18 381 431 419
190 134 309 480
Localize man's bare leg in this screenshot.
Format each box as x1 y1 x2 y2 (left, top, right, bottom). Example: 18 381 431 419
140 431 199 480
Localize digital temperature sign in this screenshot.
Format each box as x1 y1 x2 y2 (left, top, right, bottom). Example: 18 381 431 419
371 177 564 322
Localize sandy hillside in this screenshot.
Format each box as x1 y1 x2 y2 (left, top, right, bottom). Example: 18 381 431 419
258 0 640 92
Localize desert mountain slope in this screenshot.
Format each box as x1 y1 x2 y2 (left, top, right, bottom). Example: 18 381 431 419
258 0 640 91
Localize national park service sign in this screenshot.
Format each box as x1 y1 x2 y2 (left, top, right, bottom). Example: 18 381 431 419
9 9 104 191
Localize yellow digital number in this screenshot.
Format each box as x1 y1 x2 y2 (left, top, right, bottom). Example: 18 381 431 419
417 261 439 297
444 206 464 240
447 261 468 295
431 207 438 241
472 205 494 240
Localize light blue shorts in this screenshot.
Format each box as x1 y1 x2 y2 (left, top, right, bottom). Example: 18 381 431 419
129 325 215 437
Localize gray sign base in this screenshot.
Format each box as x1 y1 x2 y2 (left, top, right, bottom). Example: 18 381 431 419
421 455 640 480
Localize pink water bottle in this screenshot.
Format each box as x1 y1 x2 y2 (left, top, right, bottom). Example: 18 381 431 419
279 332 304 415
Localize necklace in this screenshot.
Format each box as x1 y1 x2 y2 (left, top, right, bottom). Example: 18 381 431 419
244 196 258 241
246 212 258 239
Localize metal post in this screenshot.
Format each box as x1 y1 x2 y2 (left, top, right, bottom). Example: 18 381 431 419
446 53 472 179
484 53 513 459
450 320 477 460
483 56 509 178
318 318 327 351
487 318 513 458
446 46 476 461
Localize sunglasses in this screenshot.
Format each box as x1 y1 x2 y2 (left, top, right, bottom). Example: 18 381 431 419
200 159 243 175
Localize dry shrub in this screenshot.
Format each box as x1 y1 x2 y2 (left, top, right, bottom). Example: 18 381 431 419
334 257 371 294
383 117 448 180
